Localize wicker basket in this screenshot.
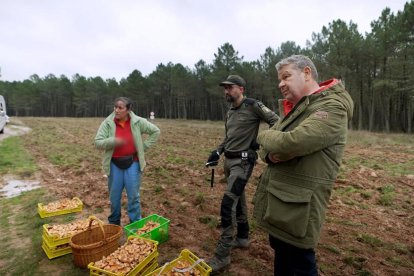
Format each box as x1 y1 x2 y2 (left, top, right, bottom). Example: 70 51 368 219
69 216 122 268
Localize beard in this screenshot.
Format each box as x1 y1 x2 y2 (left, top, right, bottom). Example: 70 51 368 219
226 94 235 102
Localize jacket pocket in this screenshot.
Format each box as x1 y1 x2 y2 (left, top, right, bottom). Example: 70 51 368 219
264 180 313 238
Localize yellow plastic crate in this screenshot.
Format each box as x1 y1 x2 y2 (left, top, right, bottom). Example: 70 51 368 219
38 197 83 218
89 256 158 276
141 259 158 276
88 236 158 276
42 232 69 250
42 225 71 247
148 249 212 276
43 218 98 247
42 241 72 259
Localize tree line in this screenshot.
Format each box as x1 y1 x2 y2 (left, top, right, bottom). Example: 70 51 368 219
0 2 413 133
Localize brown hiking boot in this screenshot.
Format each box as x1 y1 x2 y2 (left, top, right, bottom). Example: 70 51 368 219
231 238 250 248
208 255 231 273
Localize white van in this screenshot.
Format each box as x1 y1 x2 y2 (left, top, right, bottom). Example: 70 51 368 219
0 95 7 134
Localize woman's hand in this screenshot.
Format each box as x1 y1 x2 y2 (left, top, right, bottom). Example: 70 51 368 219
114 137 125 146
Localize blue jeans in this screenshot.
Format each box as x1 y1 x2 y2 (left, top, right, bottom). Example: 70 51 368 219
108 161 141 225
269 235 318 276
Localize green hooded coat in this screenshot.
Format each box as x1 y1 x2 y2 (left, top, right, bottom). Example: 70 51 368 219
253 79 354 249
94 111 160 175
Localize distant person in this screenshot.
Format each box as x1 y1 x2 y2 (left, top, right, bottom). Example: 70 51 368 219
206 75 278 272
254 55 354 275
95 97 160 225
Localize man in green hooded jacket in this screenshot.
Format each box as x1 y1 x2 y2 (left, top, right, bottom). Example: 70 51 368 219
254 55 354 275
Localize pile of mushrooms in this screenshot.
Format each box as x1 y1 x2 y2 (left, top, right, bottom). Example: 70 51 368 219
93 237 156 274
136 221 160 235
46 218 98 239
42 198 80 212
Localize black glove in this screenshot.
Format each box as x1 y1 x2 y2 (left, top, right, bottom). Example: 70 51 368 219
248 150 258 165
250 141 260 151
206 150 220 167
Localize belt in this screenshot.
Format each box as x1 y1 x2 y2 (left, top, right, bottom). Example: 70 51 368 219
224 151 249 159
112 153 138 161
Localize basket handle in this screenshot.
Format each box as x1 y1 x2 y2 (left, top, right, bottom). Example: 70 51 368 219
88 215 106 241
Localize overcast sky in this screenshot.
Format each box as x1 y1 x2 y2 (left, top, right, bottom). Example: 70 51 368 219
0 0 408 82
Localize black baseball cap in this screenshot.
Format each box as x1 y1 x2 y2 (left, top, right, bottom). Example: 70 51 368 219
219 75 246 87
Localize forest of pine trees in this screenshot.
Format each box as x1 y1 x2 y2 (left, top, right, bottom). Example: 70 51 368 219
1 2 413 133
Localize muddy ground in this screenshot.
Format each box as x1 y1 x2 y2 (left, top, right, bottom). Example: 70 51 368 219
0 120 31 142
2 117 414 275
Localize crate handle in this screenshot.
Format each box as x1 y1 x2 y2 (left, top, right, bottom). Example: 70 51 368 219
156 259 204 275
156 262 170 275
173 259 204 273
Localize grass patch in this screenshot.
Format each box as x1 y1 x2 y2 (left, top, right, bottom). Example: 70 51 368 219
384 161 414 176
356 234 383 247
176 187 190 197
319 262 337 275
343 255 367 269
0 188 86 276
19 118 100 170
153 166 171 178
386 256 414 268
0 136 38 176
378 194 394 206
380 184 395 194
347 131 414 147
166 154 186 164
346 131 414 176
356 270 372 276
343 198 357 206
390 243 410 255
194 192 205 206
320 244 341 254
360 191 373 199
198 215 218 229
334 186 358 196
154 185 164 194
0 189 45 275
378 184 395 206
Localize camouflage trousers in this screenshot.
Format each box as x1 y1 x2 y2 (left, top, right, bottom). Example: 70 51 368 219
215 157 255 258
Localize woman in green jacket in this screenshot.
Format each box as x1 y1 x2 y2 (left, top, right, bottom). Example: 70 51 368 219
254 55 354 275
95 97 160 225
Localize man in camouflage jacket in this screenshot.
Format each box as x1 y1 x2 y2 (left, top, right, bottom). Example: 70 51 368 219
206 74 278 272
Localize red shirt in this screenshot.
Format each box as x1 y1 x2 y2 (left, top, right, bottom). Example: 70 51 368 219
112 117 138 160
